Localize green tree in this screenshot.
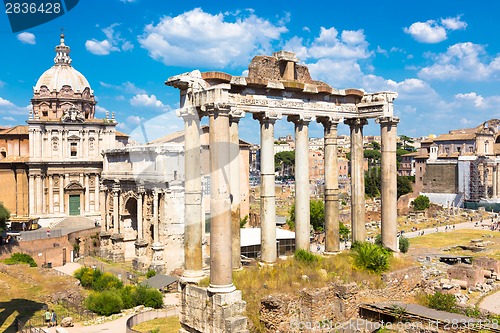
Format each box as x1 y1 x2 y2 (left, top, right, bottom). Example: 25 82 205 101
339 222 350 241
399 135 414 151
365 167 381 198
287 199 325 231
412 195 430 211
274 151 295 175
370 141 380 150
399 236 410 253
397 176 413 198
0 202 10 231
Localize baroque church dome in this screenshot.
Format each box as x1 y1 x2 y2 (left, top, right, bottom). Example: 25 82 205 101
34 34 91 94
31 34 96 121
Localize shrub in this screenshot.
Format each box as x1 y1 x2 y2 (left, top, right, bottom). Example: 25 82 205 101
287 199 326 232
3 253 37 267
351 242 390 273
412 195 430 211
85 290 123 316
135 285 163 309
294 249 319 264
374 234 382 246
146 269 157 279
399 236 410 253
0 202 10 231
74 267 103 289
120 285 139 309
339 222 350 241
426 292 457 312
93 272 123 291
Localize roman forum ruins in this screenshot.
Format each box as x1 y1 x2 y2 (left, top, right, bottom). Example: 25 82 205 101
166 51 399 333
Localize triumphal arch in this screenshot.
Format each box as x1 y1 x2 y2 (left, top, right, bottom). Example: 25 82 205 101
166 51 398 333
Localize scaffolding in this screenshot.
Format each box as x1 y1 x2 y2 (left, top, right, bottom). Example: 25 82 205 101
468 157 488 202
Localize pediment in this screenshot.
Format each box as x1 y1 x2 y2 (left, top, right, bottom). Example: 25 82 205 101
67 135 80 140
65 181 83 191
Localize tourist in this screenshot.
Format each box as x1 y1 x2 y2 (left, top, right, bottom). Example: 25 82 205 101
50 310 57 327
44 309 51 327
46 229 51 238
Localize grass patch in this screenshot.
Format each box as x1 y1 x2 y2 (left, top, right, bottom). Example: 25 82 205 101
409 229 500 254
233 251 415 332
132 316 180 333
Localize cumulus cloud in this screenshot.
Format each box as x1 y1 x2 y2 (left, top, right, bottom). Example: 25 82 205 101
0 97 30 115
86 24 133 55
130 94 166 109
138 8 287 68
126 115 143 125
418 42 500 81
454 92 500 110
17 32 36 44
100 81 145 94
404 16 467 43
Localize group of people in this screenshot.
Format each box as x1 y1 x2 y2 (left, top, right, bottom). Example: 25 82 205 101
44 309 57 327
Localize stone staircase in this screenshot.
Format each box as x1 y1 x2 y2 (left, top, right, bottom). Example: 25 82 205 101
49 216 96 230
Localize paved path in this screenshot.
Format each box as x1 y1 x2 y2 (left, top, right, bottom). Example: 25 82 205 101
479 292 500 315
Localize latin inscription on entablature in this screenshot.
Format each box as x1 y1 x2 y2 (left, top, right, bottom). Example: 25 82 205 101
229 95 357 113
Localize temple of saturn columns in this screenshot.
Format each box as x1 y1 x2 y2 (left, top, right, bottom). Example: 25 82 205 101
165 51 399 333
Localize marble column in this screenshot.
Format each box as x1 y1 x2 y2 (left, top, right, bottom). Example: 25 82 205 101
207 103 235 293
253 112 281 263
113 185 120 234
288 115 313 251
493 164 498 199
60 175 65 214
41 176 46 215
317 117 341 253
345 118 368 244
153 189 159 243
377 116 400 251
496 164 500 198
230 111 244 269
29 174 35 215
181 110 204 280
137 187 144 239
100 185 106 232
35 175 42 214
85 174 90 213
48 175 54 214
94 174 100 212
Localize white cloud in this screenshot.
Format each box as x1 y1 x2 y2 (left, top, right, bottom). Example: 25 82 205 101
455 92 485 107
138 8 287 68
307 58 365 88
85 39 118 55
404 16 467 44
100 81 145 94
418 42 500 81
86 24 133 56
441 16 467 30
404 20 447 43
17 32 36 44
95 105 111 114
130 94 166 109
126 115 143 125
0 97 30 115
2 116 15 122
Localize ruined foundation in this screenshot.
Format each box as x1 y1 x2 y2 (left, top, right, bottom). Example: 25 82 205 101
179 282 248 333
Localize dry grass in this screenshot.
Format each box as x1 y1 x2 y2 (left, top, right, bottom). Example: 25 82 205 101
132 316 180 333
0 264 84 333
233 252 417 332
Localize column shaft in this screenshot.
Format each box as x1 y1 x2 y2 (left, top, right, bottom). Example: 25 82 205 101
230 116 242 269
289 116 311 251
94 174 100 212
48 175 54 214
153 190 159 242
182 113 203 276
29 175 35 215
378 116 400 251
345 118 368 243
85 174 90 213
318 117 340 253
35 175 42 214
60 175 65 214
255 114 277 263
100 187 106 232
208 105 235 293
113 189 119 234
137 191 143 239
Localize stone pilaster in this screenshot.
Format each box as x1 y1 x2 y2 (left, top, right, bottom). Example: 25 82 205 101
317 116 341 253
94 174 100 212
60 174 65 214
35 175 42 215
253 112 282 264
493 164 497 199
100 185 107 232
288 114 313 251
85 174 90 213
345 118 368 244
137 186 144 240
48 175 54 214
207 103 235 293
230 110 244 270
153 189 159 243
180 108 204 281
377 116 400 251
29 174 35 215
112 184 120 234
110 233 125 262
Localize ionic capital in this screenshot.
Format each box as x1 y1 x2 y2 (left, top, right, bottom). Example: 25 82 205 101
376 116 400 126
287 114 314 125
253 111 282 124
316 116 342 128
203 102 232 117
177 107 202 120
344 118 368 128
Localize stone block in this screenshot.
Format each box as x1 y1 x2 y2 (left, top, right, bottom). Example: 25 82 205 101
225 316 248 332
447 264 484 287
474 257 500 274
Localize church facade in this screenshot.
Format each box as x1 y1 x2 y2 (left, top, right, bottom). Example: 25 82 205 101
0 34 129 220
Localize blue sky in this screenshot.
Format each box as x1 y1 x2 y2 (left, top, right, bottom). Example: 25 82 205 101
1 0 500 143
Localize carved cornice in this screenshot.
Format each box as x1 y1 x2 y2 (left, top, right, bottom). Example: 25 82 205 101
316 116 342 127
